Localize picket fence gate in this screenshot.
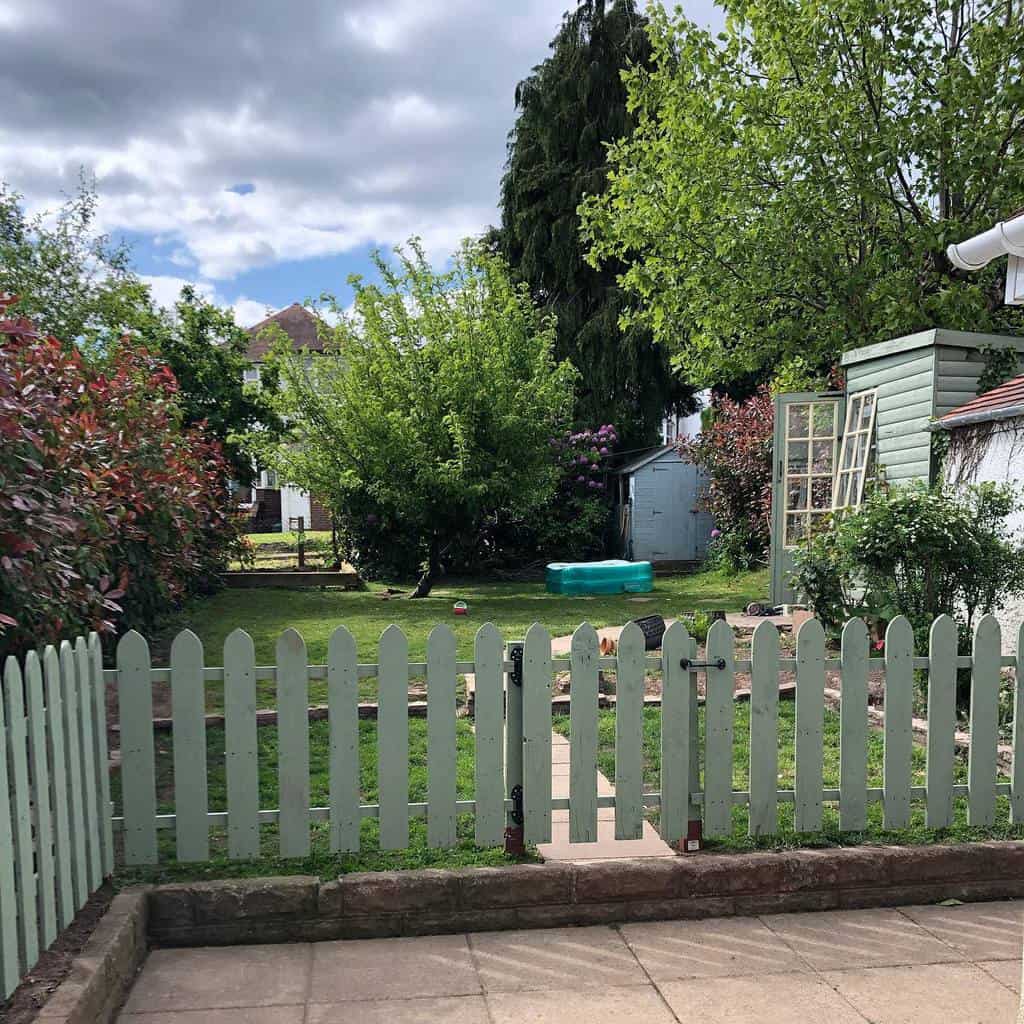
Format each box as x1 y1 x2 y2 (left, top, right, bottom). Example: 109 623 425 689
3 613 1023 1000
0 634 114 1000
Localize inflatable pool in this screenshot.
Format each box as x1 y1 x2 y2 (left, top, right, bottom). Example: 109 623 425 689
545 559 653 596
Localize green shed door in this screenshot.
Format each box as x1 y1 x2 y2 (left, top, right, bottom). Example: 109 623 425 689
769 391 845 607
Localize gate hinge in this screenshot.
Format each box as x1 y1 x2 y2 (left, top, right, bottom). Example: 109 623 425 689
509 644 523 688
509 784 524 826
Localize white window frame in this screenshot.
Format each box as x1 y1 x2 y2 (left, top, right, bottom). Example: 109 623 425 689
782 399 841 549
833 389 878 513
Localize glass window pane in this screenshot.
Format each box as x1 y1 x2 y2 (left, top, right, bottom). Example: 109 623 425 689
809 511 829 536
787 441 809 474
840 433 856 469
811 440 833 473
787 477 809 512
834 473 850 509
811 476 833 508
859 393 875 428
812 403 836 437
788 404 810 438
849 469 862 499
786 514 807 546
855 432 869 465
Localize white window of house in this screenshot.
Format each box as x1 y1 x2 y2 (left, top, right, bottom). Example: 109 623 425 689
243 366 260 384
833 389 878 513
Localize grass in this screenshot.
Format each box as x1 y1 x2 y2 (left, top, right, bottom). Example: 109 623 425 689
152 569 768 710
553 703 1024 851
113 717 536 886
246 531 333 548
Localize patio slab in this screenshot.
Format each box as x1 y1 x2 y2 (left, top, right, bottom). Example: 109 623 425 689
117 899 1024 1024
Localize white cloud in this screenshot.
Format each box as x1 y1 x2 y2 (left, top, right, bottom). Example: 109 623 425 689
1 0 724 284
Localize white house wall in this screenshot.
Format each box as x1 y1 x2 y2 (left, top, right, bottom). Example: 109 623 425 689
280 485 312 531
948 424 1024 648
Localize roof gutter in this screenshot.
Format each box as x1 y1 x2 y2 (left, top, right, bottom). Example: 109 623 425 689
930 404 1024 431
947 212 1024 270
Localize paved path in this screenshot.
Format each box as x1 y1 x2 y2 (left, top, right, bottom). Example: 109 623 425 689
538 731 675 861
118 900 1023 1023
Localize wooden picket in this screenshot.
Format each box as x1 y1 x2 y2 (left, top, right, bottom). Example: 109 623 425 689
327 626 360 853
377 624 409 850
748 621 779 836
5 607 1023 1005
659 621 693 846
569 623 599 843
795 618 825 833
838 617 868 831
883 616 914 829
968 615 1001 827
2 635 113 1001
926 615 957 829
1013 622 1024 826
613 621 645 840
277 628 311 857
59 641 88 909
472 623 505 846
427 625 457 848
224 628 260 860
24 652 57 949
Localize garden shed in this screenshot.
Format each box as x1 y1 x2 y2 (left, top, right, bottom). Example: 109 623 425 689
770 328 1024 606
615 446 714 567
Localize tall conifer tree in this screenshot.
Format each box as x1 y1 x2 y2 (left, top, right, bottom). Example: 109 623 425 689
497 0 691 448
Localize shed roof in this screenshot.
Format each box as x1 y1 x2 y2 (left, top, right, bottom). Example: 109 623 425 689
245 303 326 362
615 445 680 474
936 373 1024 430
840 328 1024 367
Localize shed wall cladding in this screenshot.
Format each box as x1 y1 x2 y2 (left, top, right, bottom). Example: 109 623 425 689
845 348 935 484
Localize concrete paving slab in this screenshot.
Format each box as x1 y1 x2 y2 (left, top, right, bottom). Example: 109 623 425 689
762 907 964 971
977 959 1022 993
309 934 479 1003
119 1010 305 1024
901 901 1024 962
486 983 676 1024
121 944 311 1014
306 995 490 1023
824 962 1019 1023
537 817 673 861
469 925 646 992
659 973 865 1023
621 916 811 981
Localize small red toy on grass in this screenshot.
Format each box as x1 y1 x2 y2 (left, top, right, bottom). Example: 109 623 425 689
453 601 468 616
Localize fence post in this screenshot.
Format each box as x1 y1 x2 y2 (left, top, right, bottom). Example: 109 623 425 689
504 640 525 856
686 635 702 851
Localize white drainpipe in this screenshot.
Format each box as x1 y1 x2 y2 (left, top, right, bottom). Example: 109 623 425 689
947 211 1024 304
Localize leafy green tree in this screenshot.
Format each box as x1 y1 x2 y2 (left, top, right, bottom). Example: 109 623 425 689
142 288 280 484
0 176 152 351
258 240 578 597
496 0 690 447
582 0 1024 389
0 179 276 482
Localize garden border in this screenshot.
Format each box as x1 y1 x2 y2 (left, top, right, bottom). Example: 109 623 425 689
145 841 1024 947
32 889 150 1024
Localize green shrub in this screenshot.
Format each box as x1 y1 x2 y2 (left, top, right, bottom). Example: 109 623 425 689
793 482 1024 706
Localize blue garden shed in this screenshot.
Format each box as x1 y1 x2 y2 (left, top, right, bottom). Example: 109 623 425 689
615 446 714 567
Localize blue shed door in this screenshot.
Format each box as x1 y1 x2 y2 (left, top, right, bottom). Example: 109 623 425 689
633 460 700 561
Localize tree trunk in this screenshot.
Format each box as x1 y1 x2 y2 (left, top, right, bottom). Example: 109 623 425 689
409 538 441 599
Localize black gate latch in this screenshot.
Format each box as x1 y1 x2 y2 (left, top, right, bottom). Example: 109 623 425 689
680 657 727 671
509 644 523 687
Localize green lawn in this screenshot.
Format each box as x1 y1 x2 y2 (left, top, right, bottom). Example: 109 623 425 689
114 717 536 886
554 703 1024 851
152 569 768 710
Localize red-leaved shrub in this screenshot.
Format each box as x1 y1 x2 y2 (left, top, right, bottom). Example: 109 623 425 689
0 295 241 658
677 388 773 570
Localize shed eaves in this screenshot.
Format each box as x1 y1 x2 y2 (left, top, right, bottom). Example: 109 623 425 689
938 373 1024 428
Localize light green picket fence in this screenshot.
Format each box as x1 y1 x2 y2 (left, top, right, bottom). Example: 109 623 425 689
4 613 1022 999
108 613 1024 867
1 634 114 1000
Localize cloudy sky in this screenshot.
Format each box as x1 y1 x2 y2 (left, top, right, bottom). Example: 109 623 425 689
1 0 720 327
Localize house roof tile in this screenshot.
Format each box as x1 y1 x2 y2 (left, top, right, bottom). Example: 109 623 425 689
245 303 325 361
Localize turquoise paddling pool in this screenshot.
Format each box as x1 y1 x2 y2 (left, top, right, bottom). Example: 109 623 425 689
545 559 653 596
